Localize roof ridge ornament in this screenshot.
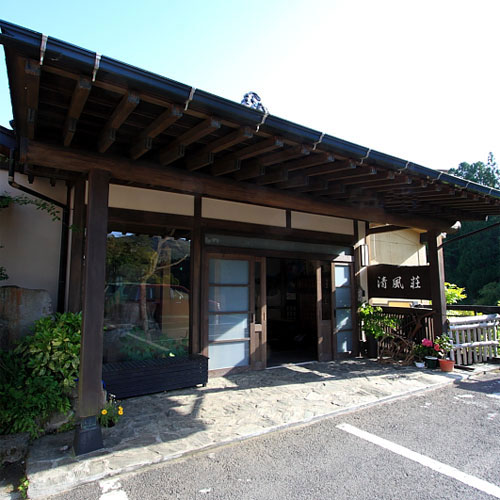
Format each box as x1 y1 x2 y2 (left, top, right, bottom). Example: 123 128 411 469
39 34 48 65
184 87 196 111
241 92 269 132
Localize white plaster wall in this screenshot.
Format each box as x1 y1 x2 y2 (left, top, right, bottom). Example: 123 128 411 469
0 171 64 307
202 198 286 227
291 211 354 235
107 184 194 215
368 229 427 266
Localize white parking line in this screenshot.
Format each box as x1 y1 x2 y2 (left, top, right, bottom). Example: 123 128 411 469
99 477 129 500
337 423 500 499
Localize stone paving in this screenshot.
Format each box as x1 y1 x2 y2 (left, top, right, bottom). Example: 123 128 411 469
22 359 490 499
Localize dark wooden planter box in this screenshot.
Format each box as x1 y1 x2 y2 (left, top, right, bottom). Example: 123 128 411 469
102 355 208 398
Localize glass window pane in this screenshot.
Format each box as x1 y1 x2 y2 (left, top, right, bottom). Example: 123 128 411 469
104 232 190 363
336 309 352 330
209 341 249 370
335 265 350 287
209 314 249 341
209 286 249 312
209 259 249 284
337 330 353 353
335 287 351 308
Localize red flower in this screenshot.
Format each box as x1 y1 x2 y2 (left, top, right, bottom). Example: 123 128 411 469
422 339 432 347
434 344 441 351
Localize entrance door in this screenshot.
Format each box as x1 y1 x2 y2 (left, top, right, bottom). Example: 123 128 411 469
315 261 356 360
204 254 266 371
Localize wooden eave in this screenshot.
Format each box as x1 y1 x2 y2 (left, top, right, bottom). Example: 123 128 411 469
2 21 500 231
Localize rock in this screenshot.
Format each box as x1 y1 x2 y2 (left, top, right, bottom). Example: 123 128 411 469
0 433 29 465
44 411 75 433
0 286 52 350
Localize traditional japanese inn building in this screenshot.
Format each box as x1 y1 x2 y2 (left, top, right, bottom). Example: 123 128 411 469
1 20 499 452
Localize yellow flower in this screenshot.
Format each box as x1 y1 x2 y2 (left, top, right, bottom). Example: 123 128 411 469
101 409 108 415
118 406 123 412
118 410 123 415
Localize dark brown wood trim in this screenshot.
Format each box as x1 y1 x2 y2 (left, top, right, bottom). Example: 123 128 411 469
78 169 110 418
25 140 456 230
190 196 202 355
67 178 86 312
107 207 194 231
427 230 447 337
63 77 92 147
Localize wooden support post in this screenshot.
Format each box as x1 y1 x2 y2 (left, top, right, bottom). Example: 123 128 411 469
68 178 86 312
74 169 109 455
428 230 447 337
190 196 202 355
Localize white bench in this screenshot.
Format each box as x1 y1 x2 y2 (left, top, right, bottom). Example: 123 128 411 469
448 314 499 365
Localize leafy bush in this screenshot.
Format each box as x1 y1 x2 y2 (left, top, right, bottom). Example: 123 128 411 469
0 312 81 438
358 302 399 340
14 312 81 391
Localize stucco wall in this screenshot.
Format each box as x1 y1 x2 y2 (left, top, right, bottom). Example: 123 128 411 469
202 198 287 227
0 171 64 307
290 211 354 235
368 228 427 266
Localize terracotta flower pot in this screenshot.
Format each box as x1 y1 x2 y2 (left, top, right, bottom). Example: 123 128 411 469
439 358 454 372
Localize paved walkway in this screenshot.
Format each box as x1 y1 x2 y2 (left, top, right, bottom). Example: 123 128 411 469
22 360 496 499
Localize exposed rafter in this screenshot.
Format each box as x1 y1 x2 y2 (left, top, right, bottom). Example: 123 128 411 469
63 77 92 147
129 105 183 159
158 116 221 165
98 92 140 153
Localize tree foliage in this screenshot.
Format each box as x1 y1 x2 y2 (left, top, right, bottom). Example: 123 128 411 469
444 153 500 304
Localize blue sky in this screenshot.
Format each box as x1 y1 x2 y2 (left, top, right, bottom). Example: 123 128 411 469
1 0 499 171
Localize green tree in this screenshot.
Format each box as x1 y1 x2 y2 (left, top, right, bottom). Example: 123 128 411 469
444 153 500 304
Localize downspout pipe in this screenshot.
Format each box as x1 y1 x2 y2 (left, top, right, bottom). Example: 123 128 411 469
8 153 71 313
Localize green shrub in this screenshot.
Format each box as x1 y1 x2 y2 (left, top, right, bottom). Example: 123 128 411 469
0 312 81 438
15 312 81 391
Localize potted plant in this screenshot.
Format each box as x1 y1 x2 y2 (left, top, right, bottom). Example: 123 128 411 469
421 338 441 368
412 343 427 368
98 394 124 428
434 335 455 372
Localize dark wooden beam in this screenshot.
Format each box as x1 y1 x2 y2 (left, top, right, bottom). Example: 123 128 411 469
342 171 395 186
276 172 308 189
230 136 284 160
190 196 202 355
12 58 42 140
25 140 458 230
185 152 214 171
360 176 412 191
211 158 241 176
201 126 254 154
294 178 329 193
159 117 221 165
63 77 92 147
427 230 447 337
315 183 347 196
233 163 266 181
186 127 254 172
256 145 310 167
98 92 140 153
256 167 288 185
129 105 183 159
78 169 109 418
68 178 86 312
300 163 345 177
367 224 407 235
283 152 335 172
324 166 376 182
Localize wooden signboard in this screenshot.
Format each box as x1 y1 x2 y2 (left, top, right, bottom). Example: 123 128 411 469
367 264 431 300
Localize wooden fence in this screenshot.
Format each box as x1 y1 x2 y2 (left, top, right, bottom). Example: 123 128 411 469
448 315 499 365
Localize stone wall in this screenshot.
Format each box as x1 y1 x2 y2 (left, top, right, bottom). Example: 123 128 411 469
0 286 52 350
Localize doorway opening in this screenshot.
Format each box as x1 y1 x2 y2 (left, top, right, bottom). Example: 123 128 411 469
266 258 318 366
